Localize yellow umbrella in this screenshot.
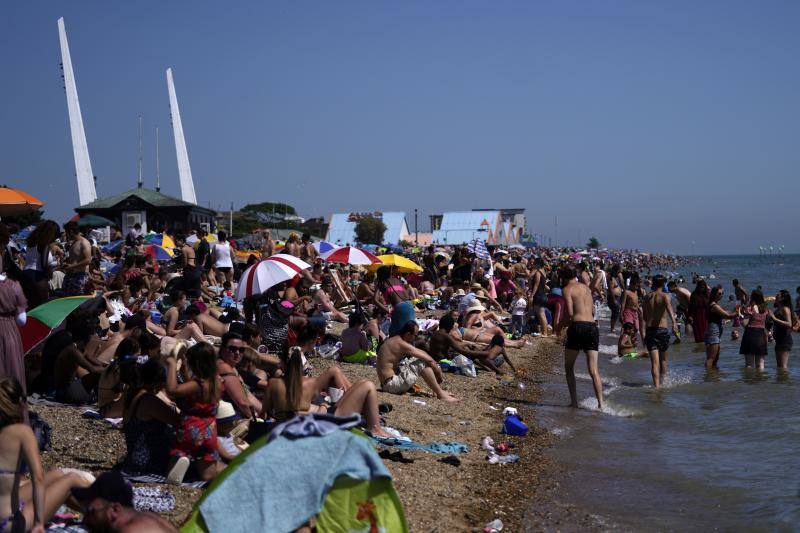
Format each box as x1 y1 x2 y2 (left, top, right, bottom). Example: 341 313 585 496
367 254 423 273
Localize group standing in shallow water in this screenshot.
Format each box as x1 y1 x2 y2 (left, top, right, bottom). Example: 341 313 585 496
556 259 800 411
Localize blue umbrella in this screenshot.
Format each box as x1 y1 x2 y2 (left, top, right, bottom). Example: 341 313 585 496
102 240 124 254
312 240 339 255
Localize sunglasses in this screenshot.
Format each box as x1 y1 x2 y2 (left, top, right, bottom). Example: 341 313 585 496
225 346 245 354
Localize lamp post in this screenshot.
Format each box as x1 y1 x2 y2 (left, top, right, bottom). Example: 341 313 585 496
414 208 418 245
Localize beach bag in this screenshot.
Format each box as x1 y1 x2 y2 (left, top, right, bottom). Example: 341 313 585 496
29 411 52 452
451 355 477 378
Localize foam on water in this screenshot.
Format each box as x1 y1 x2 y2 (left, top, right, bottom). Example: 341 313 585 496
574 372 619 388
598 343 618 355
577 397 639 417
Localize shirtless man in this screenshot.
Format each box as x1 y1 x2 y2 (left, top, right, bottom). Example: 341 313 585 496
642 274 678 388
377 321 458 402
619 274 644 346
62 222 92 296
667 280 692 337
54 310 107 404
261 229 275 258
511 258 529 291
562 264 604 410
300 233 318 262
284 233 301 258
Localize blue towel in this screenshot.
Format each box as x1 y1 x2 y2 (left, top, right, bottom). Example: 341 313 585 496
373 437 469 454
268 413 362 442
200 429 391 533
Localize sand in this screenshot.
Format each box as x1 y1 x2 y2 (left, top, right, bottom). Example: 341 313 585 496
34 333 602 531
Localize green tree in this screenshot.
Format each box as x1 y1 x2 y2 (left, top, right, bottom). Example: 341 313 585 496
354 216 387 245
586 236 601 249
240 202 296 215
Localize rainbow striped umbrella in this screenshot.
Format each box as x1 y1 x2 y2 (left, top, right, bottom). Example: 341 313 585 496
145 232 176 249
145 244 174 261
19 296 93 354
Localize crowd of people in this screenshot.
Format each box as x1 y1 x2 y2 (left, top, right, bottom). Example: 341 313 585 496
0 216 796 531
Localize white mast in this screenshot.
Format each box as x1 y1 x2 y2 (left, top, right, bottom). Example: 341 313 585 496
58 17 97 205
166 68 197 204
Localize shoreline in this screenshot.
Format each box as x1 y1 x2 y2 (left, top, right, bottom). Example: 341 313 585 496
33 335 603 531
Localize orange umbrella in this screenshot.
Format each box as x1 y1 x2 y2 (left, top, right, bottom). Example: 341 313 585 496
0 186 44 217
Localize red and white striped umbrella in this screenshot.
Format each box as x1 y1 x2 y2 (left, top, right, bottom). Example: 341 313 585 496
236 254 311 300
320 246 382 265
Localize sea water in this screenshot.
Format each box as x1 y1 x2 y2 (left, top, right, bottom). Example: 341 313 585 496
534 255 800 531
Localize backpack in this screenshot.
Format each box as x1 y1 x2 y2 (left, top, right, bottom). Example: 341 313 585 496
29 411 52 452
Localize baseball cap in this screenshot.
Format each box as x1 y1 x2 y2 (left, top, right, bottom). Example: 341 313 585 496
73 471 133 507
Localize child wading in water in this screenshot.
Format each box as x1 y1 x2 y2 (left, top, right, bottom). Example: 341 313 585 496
165 342 225 483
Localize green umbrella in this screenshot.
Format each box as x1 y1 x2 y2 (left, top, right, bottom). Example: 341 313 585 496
77 214 115 228
18 296 93 353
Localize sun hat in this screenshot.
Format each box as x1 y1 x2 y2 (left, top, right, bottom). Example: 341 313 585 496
467 299 486 312
216 400 238 423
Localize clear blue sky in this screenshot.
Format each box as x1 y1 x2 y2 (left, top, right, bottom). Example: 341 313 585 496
2 1 799 254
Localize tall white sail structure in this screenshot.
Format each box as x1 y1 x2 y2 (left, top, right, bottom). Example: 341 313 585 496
166 68 197 204
58 17 97 205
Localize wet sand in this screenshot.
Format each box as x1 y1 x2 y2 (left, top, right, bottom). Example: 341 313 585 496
34 334 602 531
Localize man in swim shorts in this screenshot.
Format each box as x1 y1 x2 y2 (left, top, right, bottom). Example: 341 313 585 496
642 274 679 388
562 264 604 410
376 321 458 402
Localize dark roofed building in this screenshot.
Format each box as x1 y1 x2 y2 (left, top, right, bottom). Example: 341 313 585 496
74 187 216 235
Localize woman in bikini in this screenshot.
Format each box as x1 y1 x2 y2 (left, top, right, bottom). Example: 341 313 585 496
0 377 91 533
261 327 392 437
459 300 526 348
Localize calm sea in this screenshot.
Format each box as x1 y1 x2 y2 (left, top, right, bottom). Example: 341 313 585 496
533 254 800 531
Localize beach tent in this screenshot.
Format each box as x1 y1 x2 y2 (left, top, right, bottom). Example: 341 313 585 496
180 426 407 533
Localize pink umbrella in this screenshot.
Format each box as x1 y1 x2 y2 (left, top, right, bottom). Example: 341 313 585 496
236 254 311 300
320 246 382 265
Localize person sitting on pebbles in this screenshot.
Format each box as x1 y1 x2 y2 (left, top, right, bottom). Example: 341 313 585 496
376 321 458 403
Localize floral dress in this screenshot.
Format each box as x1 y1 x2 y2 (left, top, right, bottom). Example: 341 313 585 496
170 379 219 463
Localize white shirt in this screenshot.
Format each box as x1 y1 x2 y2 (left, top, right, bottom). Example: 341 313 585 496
23 246 57 272
212 241 234 268
512 297 527 316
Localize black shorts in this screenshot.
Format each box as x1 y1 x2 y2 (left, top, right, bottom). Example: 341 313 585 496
216 266 232 273
565 321 599 352
645 327 670 353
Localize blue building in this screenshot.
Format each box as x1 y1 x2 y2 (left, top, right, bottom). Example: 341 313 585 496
431 209 524 245
326 211 411 245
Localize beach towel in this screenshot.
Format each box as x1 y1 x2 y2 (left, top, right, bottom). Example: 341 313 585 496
372 437 468 455
198 429 391 532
